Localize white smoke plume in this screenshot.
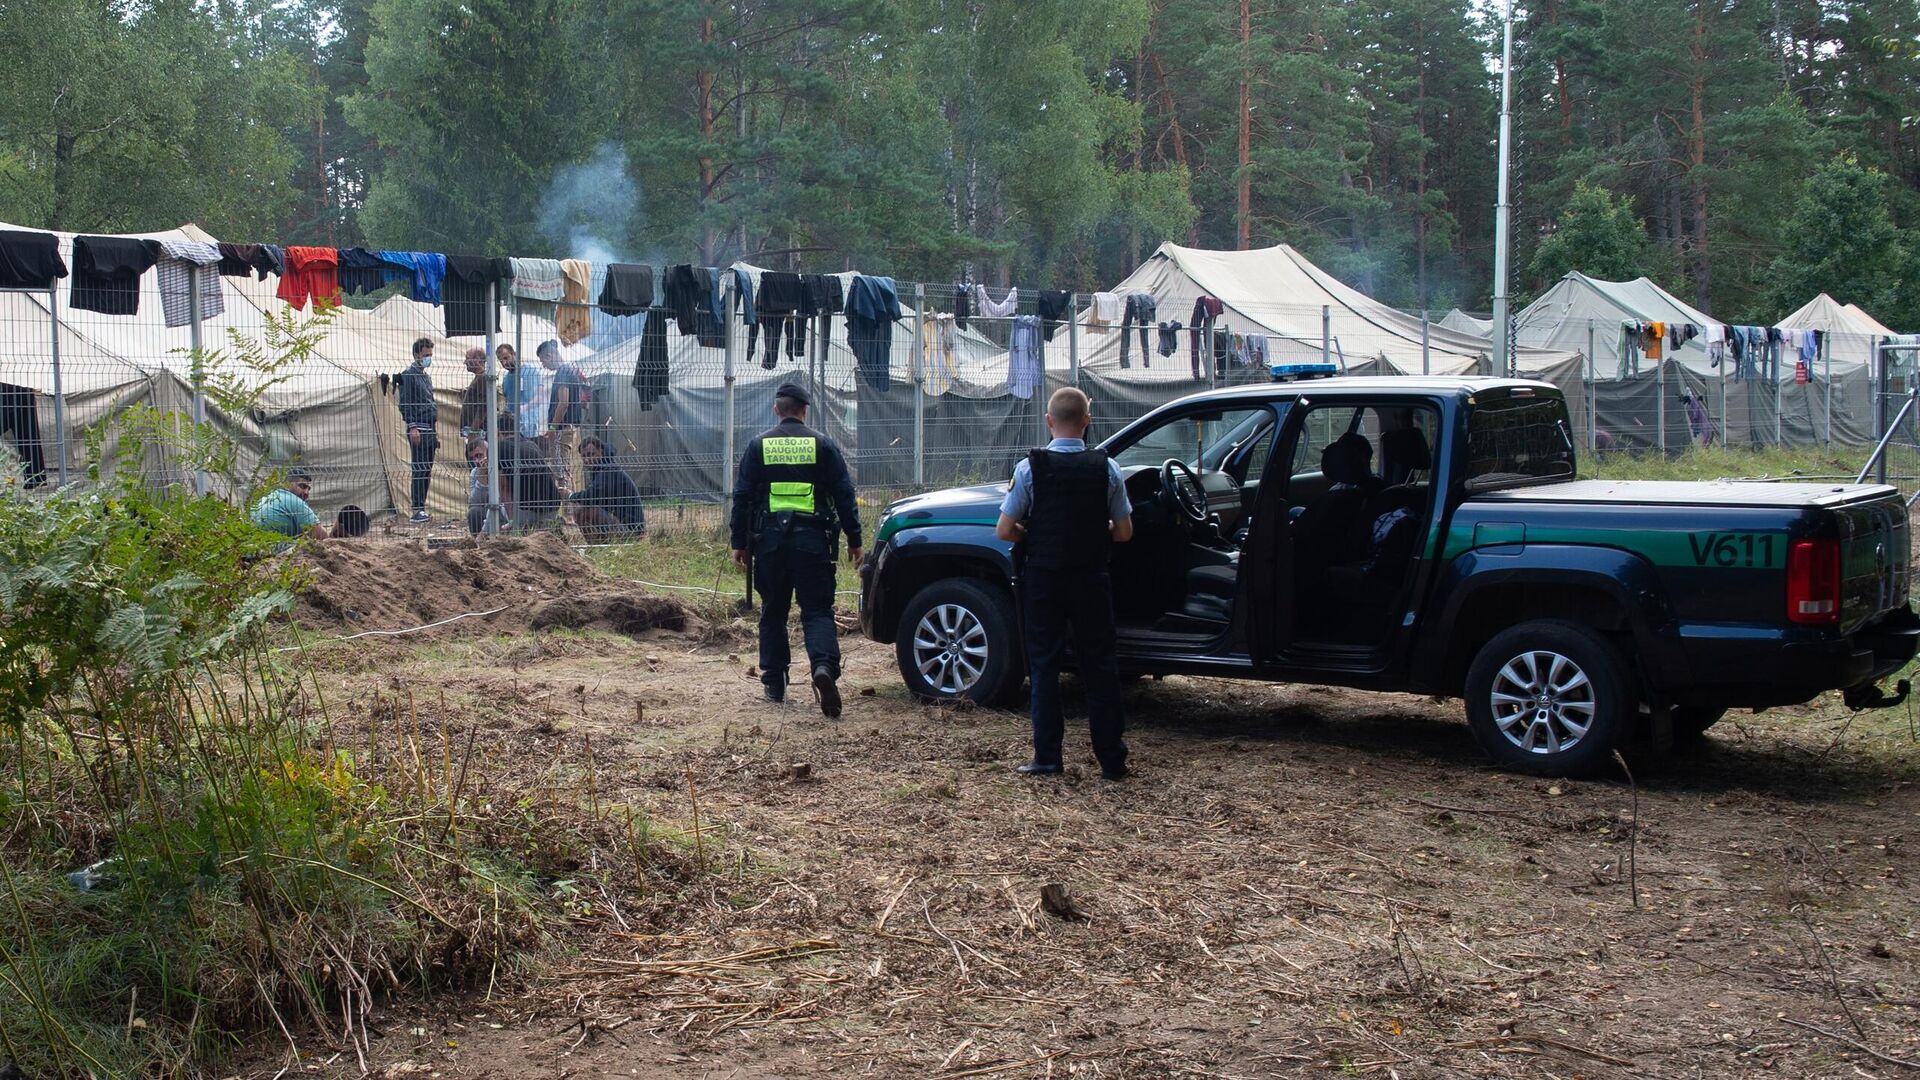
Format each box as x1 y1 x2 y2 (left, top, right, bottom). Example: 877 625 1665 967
538 142 642 263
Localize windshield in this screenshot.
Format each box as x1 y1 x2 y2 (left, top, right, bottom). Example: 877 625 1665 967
1110 406 1275 472
1465 395 1576 491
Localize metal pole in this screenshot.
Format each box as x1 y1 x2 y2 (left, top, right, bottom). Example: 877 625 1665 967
1587 321 1597 452
1067 291 1081 387
48 285 66 488
1321 305 1330 365
722 276 739 512
188 268 208 496
1490 0 1515 377
1420 311 1430 376
1717 326 1727 447
1875 338 1887 443
1859 387 1916 485
912 283 926 488
1825 336 1835 446
484 282 501 536
1774 333 1785 448
1656 361 1668 454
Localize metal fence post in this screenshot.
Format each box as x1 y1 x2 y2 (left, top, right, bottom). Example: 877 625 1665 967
1586 321 1597 452
1717 326 1727 447
1321 305 1331 365
48 285 66 487
1774 335 1785 448
912 283 926 488
722 276 739 513
1067 291 1081 387
1420 312 1430 376
483 281 501 536
1825 336 1834 446
188 268 208 496
1656 360 1668 454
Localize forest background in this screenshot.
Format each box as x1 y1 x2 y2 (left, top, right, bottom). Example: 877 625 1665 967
2 0 1917 327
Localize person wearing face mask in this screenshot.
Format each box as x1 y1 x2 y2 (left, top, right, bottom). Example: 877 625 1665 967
399 337 440 524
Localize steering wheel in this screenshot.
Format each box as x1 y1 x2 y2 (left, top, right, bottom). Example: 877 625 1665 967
1160 458 1210 524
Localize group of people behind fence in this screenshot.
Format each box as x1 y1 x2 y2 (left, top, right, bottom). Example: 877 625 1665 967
384 335 646 539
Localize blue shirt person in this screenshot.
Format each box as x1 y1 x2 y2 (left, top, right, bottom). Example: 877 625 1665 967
251 471 329 542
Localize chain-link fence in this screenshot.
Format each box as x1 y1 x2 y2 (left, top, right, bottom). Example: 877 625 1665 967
0 231 1906 545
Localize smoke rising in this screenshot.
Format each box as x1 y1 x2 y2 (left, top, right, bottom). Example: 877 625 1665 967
538 142 643 264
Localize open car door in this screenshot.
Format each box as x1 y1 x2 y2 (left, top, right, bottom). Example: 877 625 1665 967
1243 402 1305 668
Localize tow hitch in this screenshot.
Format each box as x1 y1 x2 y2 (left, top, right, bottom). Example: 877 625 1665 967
1844 678 1912 711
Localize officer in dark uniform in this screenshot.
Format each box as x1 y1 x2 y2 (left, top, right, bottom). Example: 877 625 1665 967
995 387 1134 780
730 382 863 716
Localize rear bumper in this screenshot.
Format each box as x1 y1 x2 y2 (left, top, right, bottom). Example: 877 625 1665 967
1670 606 1920 706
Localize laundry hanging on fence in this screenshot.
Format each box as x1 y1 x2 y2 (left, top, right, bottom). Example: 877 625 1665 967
337 247 391 295
918 313 957 396
664 265 726 347
599 263 654 315
557 259 593 346
1157 320 1182 358
1037 288 1071 341
629 309 670 408
0 382 46 487
508 257 565 321
70 236 160 316
1245 333 1269 369
1008 314 1043 400
442 255 509 337
156 240 225 328
952 283 973 329
0 230 67 289
216 243 278 281
1121 293 1156 368
975 284 1017 319
1189 296 1223 379
276 246 341 311
1089 291 1122 325
374 251 447 305
750 271 806 368
846 274 902 392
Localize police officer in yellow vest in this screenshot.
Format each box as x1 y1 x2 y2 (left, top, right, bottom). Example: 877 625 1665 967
730 382 863 716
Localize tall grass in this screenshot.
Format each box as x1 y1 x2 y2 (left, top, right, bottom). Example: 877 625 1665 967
1585 444 1863 483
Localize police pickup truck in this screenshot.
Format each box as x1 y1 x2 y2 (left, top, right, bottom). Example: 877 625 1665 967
857 375 1919 775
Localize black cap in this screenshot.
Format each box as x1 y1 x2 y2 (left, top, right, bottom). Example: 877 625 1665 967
774 382 811 406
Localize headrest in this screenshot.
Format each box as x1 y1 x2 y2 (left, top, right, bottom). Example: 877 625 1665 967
1381 427 1431 471
1321 433 1373 485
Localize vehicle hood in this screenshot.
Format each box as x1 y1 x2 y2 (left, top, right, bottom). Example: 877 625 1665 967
1474 479 1900 509
877 483 1006 541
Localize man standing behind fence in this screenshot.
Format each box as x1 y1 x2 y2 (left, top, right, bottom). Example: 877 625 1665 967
730 382 862 717
399 338 439 524
460 347 493 438
540 339 590 488
995 387 1132 781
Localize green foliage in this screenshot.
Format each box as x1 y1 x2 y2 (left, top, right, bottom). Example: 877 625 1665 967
1526 183 1669 295
1762 154 1916 325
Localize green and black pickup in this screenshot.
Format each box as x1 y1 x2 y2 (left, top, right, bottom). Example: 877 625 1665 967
858 376 1919 775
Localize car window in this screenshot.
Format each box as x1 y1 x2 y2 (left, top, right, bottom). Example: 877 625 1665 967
1240 426 1277 483
1288 406 1371 479
1111 406 1273 472
1466 394 1575 490
1286 404 1439 487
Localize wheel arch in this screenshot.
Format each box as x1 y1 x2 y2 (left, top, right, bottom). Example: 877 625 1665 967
869 532 1014 645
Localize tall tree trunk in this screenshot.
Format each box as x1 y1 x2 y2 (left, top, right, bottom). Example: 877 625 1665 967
50 127 74 231
1148 52 1198 244
1689 0 1711 309
1548 0 1571 144
1236 0 1252 249
696 13 717 264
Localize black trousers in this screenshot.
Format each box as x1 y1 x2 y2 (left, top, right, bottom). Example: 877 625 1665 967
755 522 840 686
1022 566 1126 772
409 431 438 511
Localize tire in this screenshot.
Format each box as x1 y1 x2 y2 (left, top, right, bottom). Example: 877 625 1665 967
895 579 1023 706
1464 619 1637 777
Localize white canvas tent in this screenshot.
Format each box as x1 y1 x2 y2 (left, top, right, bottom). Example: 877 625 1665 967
1072 243 1582 381
1514 272 1719 374
1437 309 1493 336
1776 293 1896 370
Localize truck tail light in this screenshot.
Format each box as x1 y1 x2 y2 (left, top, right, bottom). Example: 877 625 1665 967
1787 538 1840 624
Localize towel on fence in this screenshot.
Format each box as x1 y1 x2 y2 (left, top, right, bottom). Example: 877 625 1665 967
918 313 957 396
975 284 1017 319
156 239 225 327
1009 315 1043 400
508 257 565 320
557 259 593 345
1089 291 1122 325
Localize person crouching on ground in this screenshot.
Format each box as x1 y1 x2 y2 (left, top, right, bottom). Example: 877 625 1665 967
252 469 330 544
995 387 1133 781
568 435 646 540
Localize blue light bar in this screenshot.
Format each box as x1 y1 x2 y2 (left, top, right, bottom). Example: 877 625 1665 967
1269 362 1339 382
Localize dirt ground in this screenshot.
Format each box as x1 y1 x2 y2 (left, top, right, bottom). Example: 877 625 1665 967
254 545 1920 1080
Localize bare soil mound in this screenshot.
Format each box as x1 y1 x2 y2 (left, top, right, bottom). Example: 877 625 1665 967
292 533 692 638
